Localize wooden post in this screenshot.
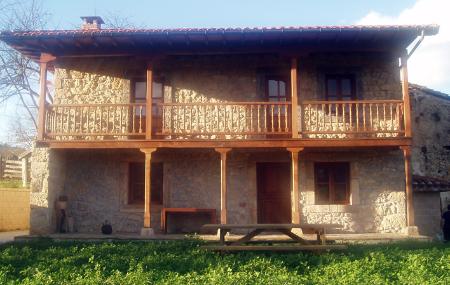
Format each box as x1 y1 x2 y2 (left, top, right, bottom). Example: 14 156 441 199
400 146 415 227
400 51 412 137
37 61 48 140
287 147 303 224
290 58 299 138
21 156 29 188
37 53 56 140
140 148 157 235
215 148 231 224
146 62 153 140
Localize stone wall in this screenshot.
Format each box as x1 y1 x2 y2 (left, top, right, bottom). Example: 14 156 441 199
413 192 442 237
47 149 258 234
298 52 402 101
300 150 406 233
50 53 402 140
29 148 407 235
29 147 66 234
410 86 450 179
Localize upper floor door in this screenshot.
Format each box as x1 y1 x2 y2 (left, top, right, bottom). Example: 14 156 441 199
130 79 164 135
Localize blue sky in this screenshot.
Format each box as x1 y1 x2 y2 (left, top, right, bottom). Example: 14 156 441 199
44 0 417 29
1 0 448 144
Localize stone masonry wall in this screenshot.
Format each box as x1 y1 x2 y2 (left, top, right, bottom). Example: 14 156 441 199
300 150 406 233
50 53 401 140
30 148 407 234
410 87 450 179
29 147 66 234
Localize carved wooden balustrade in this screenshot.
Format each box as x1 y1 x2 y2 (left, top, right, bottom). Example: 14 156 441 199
43 100 405 140
300 100 405 138
155 102 292 138
45 103 147 139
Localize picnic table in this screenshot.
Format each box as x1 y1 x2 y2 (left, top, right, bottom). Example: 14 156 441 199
201 223 347 251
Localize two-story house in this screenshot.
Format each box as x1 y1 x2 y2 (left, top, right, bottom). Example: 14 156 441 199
0 17 439 236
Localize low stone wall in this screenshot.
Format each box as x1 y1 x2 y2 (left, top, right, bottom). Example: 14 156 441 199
0 188 30 231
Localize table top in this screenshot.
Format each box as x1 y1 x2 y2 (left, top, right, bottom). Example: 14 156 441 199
202 223 341 230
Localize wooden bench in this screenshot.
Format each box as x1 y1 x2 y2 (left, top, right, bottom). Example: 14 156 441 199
161 208 216 233
201 223 345 251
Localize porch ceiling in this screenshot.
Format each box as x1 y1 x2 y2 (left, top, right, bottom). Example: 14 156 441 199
0 24 439 62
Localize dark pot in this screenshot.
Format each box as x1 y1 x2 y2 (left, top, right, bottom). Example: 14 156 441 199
101 223 112 235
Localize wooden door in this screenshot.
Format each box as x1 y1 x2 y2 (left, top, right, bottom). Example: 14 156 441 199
257 162 291 223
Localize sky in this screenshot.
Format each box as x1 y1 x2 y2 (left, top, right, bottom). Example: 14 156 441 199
0 0 448 144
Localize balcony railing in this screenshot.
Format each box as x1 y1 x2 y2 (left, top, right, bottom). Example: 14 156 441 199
300 100 404 138
155 102 291 138
45 103 147 139
43 99 405 141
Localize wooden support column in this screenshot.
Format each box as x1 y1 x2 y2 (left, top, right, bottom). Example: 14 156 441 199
37 53 55 140
215 148 231 224
290 58 299 138
140 148 157 235
145 63 153 140
287 148 303 224
400 146 415 227
400 51 412 137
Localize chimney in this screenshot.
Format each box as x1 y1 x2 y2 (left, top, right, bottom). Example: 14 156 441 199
80 16 104 30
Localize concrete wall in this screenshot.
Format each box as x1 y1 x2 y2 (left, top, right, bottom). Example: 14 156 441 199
0 188 30 231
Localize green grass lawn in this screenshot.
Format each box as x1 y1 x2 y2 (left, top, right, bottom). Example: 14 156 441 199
0 240 449 285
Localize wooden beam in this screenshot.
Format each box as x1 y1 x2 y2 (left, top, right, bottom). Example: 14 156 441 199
43 138 412 149
215 148 232 224
400 51 412 137
400 146 414 227
287 147 303 224
37 53 56 140
146 62 153 140
290 58 299 138
140 148 157 228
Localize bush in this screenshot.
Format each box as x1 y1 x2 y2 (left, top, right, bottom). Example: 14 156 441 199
0 240 449 284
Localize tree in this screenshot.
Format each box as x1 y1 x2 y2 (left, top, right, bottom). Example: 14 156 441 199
0 1 135 147
0 0 49 147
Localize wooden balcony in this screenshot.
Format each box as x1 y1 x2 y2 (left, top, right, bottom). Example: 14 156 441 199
43 100 406 144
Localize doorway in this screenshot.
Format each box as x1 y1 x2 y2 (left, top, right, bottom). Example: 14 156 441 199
256 162 291 223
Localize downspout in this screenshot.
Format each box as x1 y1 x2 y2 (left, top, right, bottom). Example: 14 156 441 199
407 30 425 60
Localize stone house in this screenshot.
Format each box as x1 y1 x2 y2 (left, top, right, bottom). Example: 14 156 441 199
410 85 450 237
0 18 443 236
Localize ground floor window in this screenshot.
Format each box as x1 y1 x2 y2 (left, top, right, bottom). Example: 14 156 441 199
314 162 350 205
128 162 163 205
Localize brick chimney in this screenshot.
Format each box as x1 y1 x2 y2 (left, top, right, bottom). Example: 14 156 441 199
80 16 104 30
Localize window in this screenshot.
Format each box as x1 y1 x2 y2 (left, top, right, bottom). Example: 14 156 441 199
314 162 350 205
130 79 164 116
325 74 356 101
128 162 164 205
266 77 288 102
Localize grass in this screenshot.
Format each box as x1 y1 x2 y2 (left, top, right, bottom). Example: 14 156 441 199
0 179 24 189
0 240 449 284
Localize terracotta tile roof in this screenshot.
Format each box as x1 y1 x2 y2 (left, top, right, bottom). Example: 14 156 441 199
0 24 439 62
1 24 439 37
413 175 450 192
